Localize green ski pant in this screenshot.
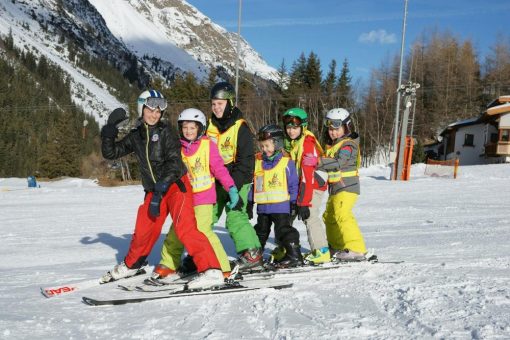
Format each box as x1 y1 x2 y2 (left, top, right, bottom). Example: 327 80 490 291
213 183 261 253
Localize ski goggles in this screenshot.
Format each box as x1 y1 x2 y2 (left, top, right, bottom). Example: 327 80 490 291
283 115 303 127
142 97 168 111
324 118 344 128
258 130 284 141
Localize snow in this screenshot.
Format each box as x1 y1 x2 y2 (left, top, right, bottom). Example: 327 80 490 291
1 163 509 339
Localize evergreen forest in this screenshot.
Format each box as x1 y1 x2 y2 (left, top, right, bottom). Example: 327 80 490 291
1 29 510 180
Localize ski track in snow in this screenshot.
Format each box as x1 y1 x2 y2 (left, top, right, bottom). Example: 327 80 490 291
1 164 510 339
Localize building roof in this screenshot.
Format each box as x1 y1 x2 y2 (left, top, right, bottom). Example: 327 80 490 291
439 116 482 136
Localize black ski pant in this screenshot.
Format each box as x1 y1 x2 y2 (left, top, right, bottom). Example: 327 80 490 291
254 213 300 250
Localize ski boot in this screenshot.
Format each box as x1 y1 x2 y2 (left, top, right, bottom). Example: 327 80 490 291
303 246 331 265
232 248 264 273
269 246 286 264
332 249 367 262
186 269 224 290
100 261 146 283
274 243 303 268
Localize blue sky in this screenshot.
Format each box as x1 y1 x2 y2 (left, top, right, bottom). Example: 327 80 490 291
186 0 510 83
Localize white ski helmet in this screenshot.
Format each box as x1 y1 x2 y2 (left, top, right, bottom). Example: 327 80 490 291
137 89 167 116
324 108 351 128
178 108 207 138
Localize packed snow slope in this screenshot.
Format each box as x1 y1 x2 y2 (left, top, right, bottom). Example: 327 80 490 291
0 164 509 339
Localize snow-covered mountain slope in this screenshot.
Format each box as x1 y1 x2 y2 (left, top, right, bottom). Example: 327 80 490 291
0 0 277 125
88 0 278 81
1 163 509 338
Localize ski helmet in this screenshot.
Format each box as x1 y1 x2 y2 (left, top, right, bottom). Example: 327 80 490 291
324 108 351 128
178 108 207 139
137 90 167 116
258 124 285 151
210 82 236 102
283 108 308 127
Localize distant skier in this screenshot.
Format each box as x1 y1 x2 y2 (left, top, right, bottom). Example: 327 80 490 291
247 124 303 267
100 90 223 289
310 108 368 261
152 108 238 280
281 108 330 265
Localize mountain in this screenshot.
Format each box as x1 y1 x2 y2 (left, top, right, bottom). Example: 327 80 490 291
0 0 277 124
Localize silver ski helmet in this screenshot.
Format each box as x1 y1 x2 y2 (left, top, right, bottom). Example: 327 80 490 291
137 90 167 116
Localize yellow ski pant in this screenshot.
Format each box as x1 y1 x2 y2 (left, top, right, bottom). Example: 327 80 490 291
159 204 231 273
323 191 366 254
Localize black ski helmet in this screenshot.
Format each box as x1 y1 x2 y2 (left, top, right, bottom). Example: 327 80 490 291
210 82 236 102
258 124 285 151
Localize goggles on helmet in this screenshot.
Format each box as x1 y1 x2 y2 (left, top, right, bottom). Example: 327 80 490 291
283 115 303 127
258 130 283 141
324 118 344 128
143 97 168 111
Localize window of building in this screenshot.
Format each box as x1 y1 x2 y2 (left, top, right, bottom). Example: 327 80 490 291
501 129 510 142
490 133 499 143
464 133 474 147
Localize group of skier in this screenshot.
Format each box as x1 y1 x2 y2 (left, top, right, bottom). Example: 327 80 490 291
99 81 367 289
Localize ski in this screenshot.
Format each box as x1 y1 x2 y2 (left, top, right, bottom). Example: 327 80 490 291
119 271 275 292
40 267 149 298
83 282 293 306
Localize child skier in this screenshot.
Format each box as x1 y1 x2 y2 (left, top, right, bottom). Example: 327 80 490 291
205 81 263 271
314 108 367 261
100 90 223 290
281 108 330 264
247 124 303 267
152 108 238 280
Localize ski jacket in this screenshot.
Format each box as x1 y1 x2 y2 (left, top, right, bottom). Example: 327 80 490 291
319 132 361 195
101 120 187 192
207 107 254 189
248 152 299 215
285 129 327 207
180 136 235 206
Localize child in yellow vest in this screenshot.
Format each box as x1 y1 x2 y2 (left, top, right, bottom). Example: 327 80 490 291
315 108 367 262
247 124 303 267
152 108 240 281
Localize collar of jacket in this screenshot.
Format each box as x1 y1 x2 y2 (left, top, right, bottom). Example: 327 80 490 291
211 106 242 133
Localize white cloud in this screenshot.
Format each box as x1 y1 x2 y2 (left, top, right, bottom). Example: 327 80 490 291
359 29 397 44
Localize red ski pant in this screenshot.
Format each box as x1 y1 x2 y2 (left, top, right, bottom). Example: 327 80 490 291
124 175 221 273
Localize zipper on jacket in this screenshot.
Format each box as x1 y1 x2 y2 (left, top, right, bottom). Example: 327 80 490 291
144 123 157 184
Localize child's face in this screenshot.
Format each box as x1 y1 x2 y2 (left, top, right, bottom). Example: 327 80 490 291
182 121 199 141
285 126 302 140
328 125 346 140
142 106 162 126
211 99 227 118
259 139 276 157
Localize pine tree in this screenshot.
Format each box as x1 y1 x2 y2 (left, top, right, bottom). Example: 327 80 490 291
337 58 353 109
323 59 337 100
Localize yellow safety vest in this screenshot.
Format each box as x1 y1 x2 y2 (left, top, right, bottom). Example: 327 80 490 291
288 129 323 175
206 119 246 165
253 154 290 204
181 138 215 193
325 138 360 184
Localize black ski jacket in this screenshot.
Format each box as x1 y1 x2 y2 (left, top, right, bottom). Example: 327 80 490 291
210 107 255 189
101 120 187 192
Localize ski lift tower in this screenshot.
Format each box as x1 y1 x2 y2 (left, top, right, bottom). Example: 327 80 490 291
392 81 420 180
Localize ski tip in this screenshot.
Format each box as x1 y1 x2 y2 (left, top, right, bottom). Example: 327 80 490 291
40 287 52 298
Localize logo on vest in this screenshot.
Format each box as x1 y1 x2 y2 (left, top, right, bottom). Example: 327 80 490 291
191 157 204 174
221 137 234 153
268 173 282 188
151 133 159 142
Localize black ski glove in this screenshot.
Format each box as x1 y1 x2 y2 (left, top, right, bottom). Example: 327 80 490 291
297 206 310 221
101 124 118 138
149 182 170 218
290 202 298 219
246 201 254 220
108 108 128 126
